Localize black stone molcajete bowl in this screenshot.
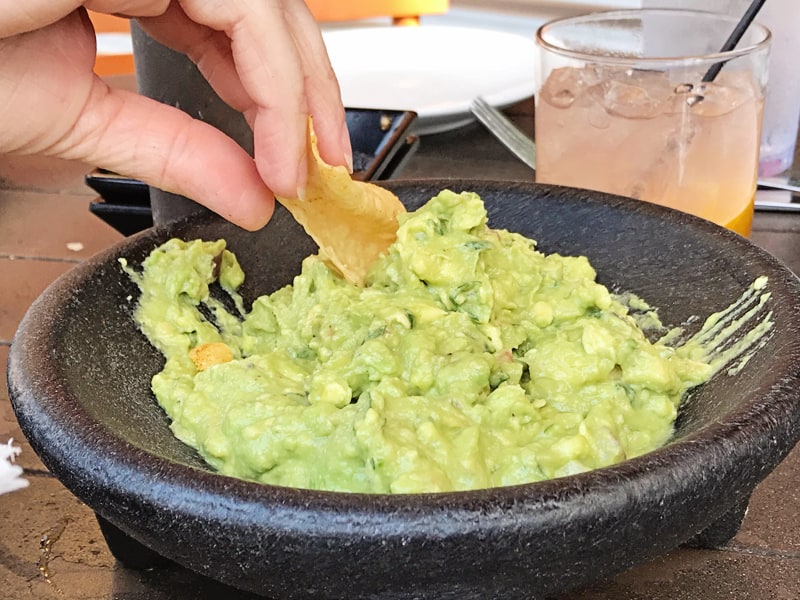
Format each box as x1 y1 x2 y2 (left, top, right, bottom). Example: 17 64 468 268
8 181 800 599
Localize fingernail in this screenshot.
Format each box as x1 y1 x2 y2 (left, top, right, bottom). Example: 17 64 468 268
296 155 307 201
341 122 354 173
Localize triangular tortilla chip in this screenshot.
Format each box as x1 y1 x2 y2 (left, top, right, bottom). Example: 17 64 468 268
276 119 406 286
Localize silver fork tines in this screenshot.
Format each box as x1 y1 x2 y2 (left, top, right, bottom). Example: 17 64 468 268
470 97 537 170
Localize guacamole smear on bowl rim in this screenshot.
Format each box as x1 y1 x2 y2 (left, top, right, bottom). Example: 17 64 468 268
123 190 770 494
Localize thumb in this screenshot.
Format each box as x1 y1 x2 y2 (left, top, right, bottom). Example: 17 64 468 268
63 80 275 230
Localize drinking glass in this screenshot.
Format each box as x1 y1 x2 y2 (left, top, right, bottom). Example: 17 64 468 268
534 9 770 236
643 0 800 177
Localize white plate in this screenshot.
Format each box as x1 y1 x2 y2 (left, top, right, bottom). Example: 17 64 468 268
322 26 538 135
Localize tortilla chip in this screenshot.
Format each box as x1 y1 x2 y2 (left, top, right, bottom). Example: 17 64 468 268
276 119 406 286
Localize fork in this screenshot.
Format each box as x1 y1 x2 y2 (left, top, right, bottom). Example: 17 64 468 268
470 97 536 170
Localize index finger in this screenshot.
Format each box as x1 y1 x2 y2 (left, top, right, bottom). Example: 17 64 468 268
282 0 352 174
0 1 168 37
179 0 309 199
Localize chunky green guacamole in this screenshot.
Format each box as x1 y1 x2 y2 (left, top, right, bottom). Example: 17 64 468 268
127 190 717 493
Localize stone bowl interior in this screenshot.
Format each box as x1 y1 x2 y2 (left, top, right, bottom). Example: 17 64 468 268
8 180 800 600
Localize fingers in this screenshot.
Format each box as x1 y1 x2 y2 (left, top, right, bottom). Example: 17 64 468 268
0 1 82 37
67 82 275 230
148 0 351 199
0 10 97 155
0 1 168 37
136 4 253 116
177 0 308 199
84 0 170 17
282 0 352 173
0 7 272 229
1 0 351 230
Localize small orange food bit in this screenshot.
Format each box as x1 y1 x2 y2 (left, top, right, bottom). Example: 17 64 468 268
189 342 234 371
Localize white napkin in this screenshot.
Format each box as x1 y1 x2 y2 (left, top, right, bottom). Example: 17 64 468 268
0 439 28 495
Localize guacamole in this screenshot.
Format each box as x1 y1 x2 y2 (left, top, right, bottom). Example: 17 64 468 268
127 190 716 493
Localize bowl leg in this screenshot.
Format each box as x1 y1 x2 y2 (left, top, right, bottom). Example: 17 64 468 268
682 495 750 549
95 514 175 569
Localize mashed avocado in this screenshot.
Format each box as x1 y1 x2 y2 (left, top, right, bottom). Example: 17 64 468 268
127 190 719 493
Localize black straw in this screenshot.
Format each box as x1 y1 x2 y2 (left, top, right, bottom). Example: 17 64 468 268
702 0 769 82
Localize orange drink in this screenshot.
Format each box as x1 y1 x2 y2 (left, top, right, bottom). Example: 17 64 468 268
534 10 770 237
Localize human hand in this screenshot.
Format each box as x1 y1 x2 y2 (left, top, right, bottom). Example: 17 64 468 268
0 1 352 230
